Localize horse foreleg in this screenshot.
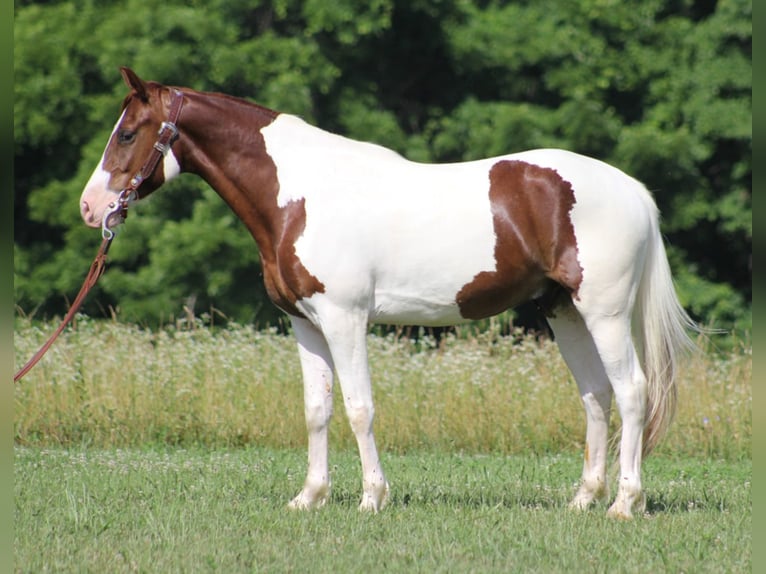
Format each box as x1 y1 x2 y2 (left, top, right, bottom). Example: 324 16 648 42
548 306 611 510
320 308 389 512
288 317 335 510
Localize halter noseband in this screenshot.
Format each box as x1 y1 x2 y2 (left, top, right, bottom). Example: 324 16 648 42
101 89 184 239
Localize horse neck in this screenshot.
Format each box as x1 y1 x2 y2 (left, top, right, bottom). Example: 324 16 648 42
175 90 283 258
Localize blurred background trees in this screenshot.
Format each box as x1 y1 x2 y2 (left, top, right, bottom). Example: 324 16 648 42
14 0 751 335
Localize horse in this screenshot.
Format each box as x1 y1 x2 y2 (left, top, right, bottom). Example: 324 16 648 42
79 67 696 518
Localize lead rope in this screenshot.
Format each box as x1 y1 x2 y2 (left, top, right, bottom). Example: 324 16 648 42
14 236 113 383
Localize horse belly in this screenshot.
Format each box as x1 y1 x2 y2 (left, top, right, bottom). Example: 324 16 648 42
369 293 466 326
367 217 505 325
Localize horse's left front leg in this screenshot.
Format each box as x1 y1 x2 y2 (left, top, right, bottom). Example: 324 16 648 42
288 316 335 510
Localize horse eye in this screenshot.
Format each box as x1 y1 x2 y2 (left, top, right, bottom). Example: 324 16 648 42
117 130 136 145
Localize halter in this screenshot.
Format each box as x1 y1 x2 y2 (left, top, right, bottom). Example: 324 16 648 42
101 88 184 239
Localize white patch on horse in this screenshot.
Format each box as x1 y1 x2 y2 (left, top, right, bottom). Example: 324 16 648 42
80 111 127 226
261 114 499 325
163 149 181 182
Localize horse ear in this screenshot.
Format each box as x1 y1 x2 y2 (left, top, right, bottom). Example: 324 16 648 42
120 67 148 101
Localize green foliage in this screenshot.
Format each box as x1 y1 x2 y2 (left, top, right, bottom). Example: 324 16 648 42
302 0 393 44
14 0 751 333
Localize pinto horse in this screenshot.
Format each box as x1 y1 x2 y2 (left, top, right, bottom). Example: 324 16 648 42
80 68 695 518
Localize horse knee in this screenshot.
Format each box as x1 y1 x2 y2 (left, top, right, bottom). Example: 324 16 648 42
345 403 374 436
305 402 333 433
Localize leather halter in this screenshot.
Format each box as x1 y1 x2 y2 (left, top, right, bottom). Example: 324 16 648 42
102 88 184 239
15 89 184 383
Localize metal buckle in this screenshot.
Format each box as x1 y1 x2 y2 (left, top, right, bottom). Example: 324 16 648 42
155 121 179 154
101 190 136 240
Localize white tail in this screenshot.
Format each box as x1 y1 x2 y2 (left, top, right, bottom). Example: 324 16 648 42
634 201 698 456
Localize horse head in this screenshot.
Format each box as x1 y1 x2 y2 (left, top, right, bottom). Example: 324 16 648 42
79 67 182 231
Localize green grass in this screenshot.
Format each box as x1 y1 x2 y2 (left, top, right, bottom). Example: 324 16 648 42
14 319 751 571
15 447 750 573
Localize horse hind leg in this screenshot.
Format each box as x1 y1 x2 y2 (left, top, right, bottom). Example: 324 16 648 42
580 309 648 519
547 304 612 510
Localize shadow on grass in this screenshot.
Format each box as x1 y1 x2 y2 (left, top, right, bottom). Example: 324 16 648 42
328 484 734 515
329 486 570 511
645 491 732 514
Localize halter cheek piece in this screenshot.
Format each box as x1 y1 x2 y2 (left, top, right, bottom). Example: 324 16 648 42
101 89 184 239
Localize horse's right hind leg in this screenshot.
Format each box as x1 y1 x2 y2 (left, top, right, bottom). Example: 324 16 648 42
547 303 613 510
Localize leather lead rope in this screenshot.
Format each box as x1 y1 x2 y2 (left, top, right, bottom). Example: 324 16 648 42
14 237 113 383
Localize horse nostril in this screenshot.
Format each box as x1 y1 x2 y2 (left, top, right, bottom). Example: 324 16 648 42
81 201 91 219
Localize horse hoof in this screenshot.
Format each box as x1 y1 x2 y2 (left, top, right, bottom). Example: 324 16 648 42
569 482 607 510
288 487 329 510
606 505 633 520
358 482 390 512
606 490 645 519
568 498 591 512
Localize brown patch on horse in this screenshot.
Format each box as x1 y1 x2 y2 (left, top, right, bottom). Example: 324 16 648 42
260 197 326 317
178 94 326 317
456 160 582 320
120 80 325 317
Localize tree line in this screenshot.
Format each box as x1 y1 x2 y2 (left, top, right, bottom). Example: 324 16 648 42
14 0 751 335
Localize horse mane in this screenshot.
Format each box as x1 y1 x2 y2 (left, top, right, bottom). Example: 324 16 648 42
119 81 281 121
194 89 280 120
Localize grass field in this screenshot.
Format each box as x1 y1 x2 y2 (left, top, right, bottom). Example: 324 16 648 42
14 319 751 572
15 448 751 573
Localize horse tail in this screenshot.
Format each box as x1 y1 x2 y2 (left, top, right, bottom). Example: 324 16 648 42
633 192 698 458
